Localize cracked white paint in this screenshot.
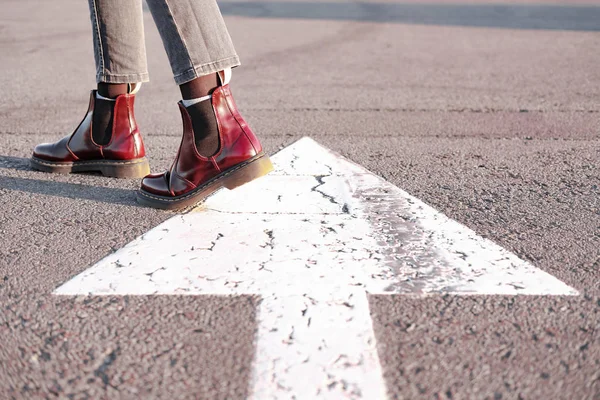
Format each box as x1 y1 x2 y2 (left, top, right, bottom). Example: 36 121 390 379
55 137 578 399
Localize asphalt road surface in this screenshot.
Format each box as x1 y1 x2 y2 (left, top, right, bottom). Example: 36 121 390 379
1 0 599 399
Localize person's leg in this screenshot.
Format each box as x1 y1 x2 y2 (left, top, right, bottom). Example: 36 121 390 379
145 0 239 85
89 0 149 144
93 83 128 145
31 0 150 178
145 0 240 157
138 1 272 209
90 0 149 85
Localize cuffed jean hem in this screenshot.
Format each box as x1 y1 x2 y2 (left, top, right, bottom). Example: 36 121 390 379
173 55 241 85
96 72 150 84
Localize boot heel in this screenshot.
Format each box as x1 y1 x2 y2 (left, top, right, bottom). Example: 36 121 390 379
223 155 273 190
99 158 151 179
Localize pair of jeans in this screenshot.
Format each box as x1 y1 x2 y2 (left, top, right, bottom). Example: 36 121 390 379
88 0 240 85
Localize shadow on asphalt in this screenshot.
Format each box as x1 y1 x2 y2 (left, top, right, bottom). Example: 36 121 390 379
0 156 31 171
218 2 600 31
0 156 139 206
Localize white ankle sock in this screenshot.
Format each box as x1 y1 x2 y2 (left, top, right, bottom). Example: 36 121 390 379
95 82 142 101
182 94 212 108
96 92 117 102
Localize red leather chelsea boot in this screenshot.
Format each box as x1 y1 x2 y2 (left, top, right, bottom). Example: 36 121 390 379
137 84 273 210
31 91 150 178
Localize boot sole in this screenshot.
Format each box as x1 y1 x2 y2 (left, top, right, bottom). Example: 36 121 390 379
136 153 274 210
30 156 151 179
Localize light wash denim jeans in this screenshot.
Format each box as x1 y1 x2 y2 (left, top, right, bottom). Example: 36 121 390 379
88 0 240 85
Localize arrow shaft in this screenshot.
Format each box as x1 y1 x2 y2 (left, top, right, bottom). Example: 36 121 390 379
251 292 386 399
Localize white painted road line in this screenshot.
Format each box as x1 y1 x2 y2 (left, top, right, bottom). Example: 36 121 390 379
55 137 578 399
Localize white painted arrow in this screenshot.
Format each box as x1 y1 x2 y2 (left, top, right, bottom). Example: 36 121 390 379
55 137 578 399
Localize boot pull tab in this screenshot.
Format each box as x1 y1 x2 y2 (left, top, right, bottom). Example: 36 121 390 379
218 68 232 86
127 82 142 95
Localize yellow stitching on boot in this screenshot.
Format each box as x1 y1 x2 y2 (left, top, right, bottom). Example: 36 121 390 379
138 154 267 202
